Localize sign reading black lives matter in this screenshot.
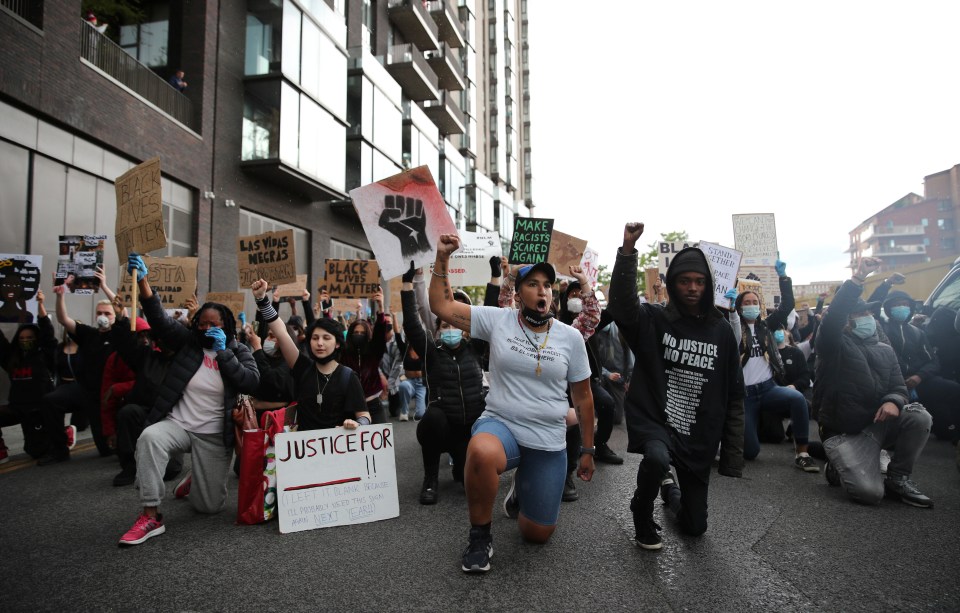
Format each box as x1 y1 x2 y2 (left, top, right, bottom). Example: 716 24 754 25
508 217 554 264
114 157 167 260
237 229 297 286
323 259 380 300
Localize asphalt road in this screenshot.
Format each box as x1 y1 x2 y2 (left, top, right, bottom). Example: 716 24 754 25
1 419 958 612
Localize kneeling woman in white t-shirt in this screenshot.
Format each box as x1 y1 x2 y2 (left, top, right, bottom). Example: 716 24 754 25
429 234 595 574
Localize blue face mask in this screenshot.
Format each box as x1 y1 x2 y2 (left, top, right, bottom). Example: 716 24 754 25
889 306 912 323
772 330 786 344
851 315 876 339
741 305 761 321
440 329 462 347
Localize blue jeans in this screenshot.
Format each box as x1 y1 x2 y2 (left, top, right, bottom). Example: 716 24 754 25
398 377 427 419
743 378 809 460
472 417 567 526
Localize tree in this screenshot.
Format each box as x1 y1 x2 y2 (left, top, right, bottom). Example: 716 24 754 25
636 230 689 295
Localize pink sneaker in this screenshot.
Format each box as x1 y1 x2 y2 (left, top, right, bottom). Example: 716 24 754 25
118 513 165 546
0 438 9 465
65 425 77 450
174 473 192 499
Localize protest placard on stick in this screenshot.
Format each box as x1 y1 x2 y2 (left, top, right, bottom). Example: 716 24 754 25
323 260 380 300
274 274 308 299
276 425 399 534
644 268 662 304
55 235 107 295
736 277 767 313
205 292 246 319
698 241 743 309
118 256 198 309
508 217 553 264
237 229 297 286
580 247 600 288
0 255 42 324
732 213 778 267
548 230 588 276
114 158 167 260
349 166 457 280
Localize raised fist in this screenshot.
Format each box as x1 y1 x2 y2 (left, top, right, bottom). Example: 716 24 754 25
379 195 431 258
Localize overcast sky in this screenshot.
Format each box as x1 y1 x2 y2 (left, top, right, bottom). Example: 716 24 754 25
526 1 960 284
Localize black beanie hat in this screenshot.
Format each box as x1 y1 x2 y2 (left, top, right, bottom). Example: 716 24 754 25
668 249 710 280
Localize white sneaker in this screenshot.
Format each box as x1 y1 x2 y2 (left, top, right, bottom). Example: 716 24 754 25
398 413 409 422
879 449 892 474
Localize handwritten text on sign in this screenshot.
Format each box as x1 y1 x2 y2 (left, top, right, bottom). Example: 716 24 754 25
509 217 554 264
114 158 167 259
698 241 743 309
205 292 246 319
275 425 399 534
324 259 380 300
118 256 198 308
732 213 778 267
237 229 297 286
548 229 588 276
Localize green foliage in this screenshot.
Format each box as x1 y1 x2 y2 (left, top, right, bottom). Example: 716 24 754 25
82 0 144 27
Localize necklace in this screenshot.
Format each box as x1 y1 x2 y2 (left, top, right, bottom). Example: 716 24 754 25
315 368 332 406
517 311 552 376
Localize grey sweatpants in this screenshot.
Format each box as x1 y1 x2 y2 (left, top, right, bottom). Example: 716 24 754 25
136 419 233 512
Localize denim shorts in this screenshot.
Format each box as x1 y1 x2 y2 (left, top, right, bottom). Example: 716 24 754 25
472 417 567 526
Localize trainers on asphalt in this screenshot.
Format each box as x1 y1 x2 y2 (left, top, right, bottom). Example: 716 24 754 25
884 477 933 508
824 461 840 487
794 454 820 473
174 472 192 499
113 465 136 487
118 513 165 546
36 453 69 466
398 413 409 422
630 495 662 551
562 472 578 502
879 449 892 475
595 443 624 465
419 475 438 505
461 527 493 573
65 425 77 450
503 474 519 519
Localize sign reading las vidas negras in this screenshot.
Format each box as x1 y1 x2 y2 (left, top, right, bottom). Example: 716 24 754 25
237 229 297 287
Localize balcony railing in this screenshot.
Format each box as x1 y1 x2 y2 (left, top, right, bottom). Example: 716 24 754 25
387 0 439 51
421 90 465 135
425 42 465 91
866 244 927 257
383 43 440 101
1 0 42 28
426 0 465 49
79 20 194 128
862 224 926 242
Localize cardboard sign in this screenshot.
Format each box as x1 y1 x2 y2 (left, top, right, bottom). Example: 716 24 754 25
738 267 781 308
644 268 663 304
698 241 743 309
275 425 399 534
0 254 42 324
657 241 700 273
442 231 502 286
114 157 167 260
323 260 380 300
732 213 778 267
736 277 767 313
205 292 246 319
349 166 457 280
509 217 554 264
118 256 198 308
548 230 588 277
387 277 403 319
579 247 600 288
274 274 308 299
237 229 297 287
55 235 107 295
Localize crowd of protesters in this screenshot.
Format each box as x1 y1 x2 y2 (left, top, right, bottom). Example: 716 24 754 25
0 229 957 572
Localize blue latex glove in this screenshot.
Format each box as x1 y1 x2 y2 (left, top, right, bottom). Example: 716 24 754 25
206 327 227 351
127 253 148 282
775 260 787 277
723 288 738 307
238 312 247 326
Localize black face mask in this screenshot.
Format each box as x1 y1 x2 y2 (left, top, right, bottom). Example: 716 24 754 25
351 333 368 349
521 307 553 327
195 328 216 349
312 349 339 365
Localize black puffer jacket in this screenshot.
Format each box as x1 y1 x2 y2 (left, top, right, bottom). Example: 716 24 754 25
140 293 260 447
880 291 939 381
401 290 484 426
815 280 908 436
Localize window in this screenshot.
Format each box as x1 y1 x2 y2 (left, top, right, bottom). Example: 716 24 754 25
942 237 956 250
938 218 954 230
921 218 928 227
329 239 372 260
245 6 282 75
239 209 309 276
153 180 195 257
120 2 170 68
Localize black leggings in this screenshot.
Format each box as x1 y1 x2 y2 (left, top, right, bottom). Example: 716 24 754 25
43 383 108 457
917 375 960 441
592 379 616 446
416 405 473 481
635 439 709 537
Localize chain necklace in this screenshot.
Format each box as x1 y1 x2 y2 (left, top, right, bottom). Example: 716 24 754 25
315 368 332 406
517 311 552 376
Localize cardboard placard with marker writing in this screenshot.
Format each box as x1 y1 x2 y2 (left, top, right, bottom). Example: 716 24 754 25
322 259 380 300
547 230 588 277
205 292 246 319
237 229 297 287
114 157 167 260
118 256 198 308
508 217 554 264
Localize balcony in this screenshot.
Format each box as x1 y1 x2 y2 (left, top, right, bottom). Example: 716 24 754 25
383 44 440 102
387 0 439 51
427 0 465 49
1 0 42 29
862 224 926 242
425 43 465 91
420 91 465 135
79 20 194 128
865 244 927 257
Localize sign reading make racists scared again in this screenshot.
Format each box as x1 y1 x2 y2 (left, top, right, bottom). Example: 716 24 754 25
509 217 554 264
275 425 399 534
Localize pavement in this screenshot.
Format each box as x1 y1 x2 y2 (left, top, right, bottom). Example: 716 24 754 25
1 419 958 613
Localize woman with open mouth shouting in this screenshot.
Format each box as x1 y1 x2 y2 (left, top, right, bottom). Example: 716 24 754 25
429 234 595 574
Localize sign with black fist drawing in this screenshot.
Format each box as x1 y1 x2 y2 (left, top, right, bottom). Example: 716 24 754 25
349 166 458 280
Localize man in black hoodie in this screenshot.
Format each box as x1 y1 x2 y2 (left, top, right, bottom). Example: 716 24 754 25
608 223 744 550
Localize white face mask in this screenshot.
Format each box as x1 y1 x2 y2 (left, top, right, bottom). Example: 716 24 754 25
566 298 583 314
262 339 277 355
96 315 111 329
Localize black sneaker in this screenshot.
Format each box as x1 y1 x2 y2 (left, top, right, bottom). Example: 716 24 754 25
113 465 136 487
562 472 578 502
36 453 70 466
659 470 680 507
884 477 934 508
794 454 820 473
630 495 662 550
461 527 493 573
595 443 624 465
503 474 519 519
824 461 840 487
419 475 439 505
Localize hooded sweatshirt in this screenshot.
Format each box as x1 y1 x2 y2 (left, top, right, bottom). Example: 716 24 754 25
608 246 745 480
0 317 57 405
880 290 939 382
